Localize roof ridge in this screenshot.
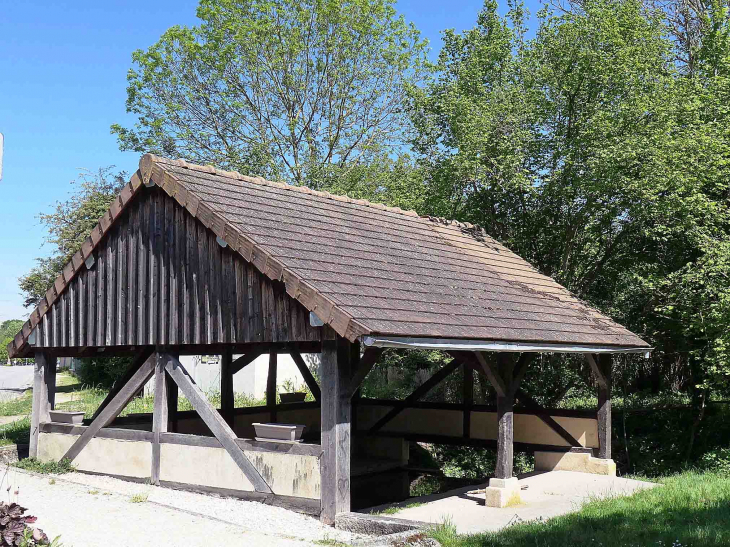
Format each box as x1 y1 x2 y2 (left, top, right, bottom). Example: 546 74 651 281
147 154 426 219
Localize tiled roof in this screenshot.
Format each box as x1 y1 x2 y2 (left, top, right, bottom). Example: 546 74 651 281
8 154 649 357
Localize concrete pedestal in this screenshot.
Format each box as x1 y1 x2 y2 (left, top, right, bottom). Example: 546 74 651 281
534 451 616 476
484 477 521 508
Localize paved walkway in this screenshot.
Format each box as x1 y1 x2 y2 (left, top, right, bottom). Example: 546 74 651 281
2 468 362 547
0 365 33 402
366 470 657 534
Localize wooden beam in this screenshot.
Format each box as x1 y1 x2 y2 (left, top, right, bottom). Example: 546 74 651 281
346 347 383 399
511 353 536 395
586 354 609 389
221 349 234 426
151 353 168 485
30 352 56 459
267 352 278 422
90 348 154 421
474 352 507 397
463 364 473 439
162 354 272 493
494 354 514 479
63 353 156 462
515 388 583 447
596 354 612 459
320 337 354 525
290 349 321 402
166 371 178 432
369 357 464 434
231 349 263 375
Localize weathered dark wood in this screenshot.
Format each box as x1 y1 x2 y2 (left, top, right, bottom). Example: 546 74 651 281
596 354 612 459
160 432 323 457
34 188 322 351
290 349 321 401
368 357 464 434
346 347 383 399
515 389 583 447
463 364 473 439
90 348 155 421
152 352 168 485
63 354 156 462
231 350 263 375
474 352 507 397
30 352 56 458
163 354 272 493
166 371 179 432
221 349 234 426
267 352 278 422
511 353 536 395
320 337 354 525
41 422 155 441
160 481 320 516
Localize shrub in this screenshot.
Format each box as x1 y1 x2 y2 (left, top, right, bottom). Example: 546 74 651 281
13 458 74 475
699 448 730 474
0 503 51 546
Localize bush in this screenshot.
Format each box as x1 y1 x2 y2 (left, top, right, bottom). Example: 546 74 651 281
71 356 132 389
699 448 730 474
14 458 74 475
0 503 55 546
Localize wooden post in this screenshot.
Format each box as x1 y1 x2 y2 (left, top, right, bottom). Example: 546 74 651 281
596 354 612 459
151 352 168 485
267 352 278 422
221 349 234 426
494 354 514 479
166 371 178 433
463 364 473 439
30 352 56 459
320 337 354 525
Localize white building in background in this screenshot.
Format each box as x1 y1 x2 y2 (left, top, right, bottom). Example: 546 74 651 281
62 353 318 399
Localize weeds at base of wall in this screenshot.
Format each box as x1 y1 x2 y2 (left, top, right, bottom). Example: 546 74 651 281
13 458 74 475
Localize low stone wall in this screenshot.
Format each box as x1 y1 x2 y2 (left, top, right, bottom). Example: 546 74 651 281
534 450 616 476
37 430 322 502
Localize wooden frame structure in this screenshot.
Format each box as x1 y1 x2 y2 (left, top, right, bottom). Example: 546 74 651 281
11 154 650 525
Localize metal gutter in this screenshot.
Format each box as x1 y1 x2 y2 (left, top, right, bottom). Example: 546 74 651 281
361 335 652 357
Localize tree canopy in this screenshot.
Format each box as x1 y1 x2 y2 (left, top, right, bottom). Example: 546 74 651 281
111 0 428 187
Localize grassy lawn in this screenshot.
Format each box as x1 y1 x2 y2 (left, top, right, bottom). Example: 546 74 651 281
431 471 730 547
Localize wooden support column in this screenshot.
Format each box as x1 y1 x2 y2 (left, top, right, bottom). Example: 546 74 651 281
463 364 473 439
267 352 278 422
221 349 234 426
474 352 535 480
30 352 56 459
151 352 168 485
166 371 178 433
320 336 355 525
588 354 612 459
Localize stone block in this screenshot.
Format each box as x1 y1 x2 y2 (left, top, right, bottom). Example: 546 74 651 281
484 477 521 508
534 450 616 476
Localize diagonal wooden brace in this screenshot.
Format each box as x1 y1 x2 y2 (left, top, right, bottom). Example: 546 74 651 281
63 353 156 462
162 353 272 493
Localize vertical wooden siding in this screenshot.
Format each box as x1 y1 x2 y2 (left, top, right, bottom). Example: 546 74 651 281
36 188 320 348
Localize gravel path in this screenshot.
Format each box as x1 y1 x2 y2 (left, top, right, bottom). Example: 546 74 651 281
0 467 363 546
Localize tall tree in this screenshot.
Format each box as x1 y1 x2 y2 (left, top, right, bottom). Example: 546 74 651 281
19 167 126 307
112 0 428 187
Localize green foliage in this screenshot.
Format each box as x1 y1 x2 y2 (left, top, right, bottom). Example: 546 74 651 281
14 458 75 475
19 167 126 308
71 356 133 390
0 418 31 447
112 0 428 187
430 471 730 547
129 493 148 503
0 321 25 363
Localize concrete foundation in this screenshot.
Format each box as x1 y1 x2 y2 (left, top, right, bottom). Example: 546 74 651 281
484 477 521 508
534 450 616 476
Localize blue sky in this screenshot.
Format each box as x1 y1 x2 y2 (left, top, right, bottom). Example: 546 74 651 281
0 0 539 324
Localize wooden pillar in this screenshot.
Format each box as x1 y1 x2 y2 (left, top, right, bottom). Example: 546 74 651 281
494 354 514 479
597 354 612 459
267 352 278 422
463 364 473 439
166 371 178 433
30 352 56 459
221 349 234 426
320 336 354 525
151 352 168 485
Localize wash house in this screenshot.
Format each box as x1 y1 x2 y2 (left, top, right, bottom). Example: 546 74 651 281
8 155 650 523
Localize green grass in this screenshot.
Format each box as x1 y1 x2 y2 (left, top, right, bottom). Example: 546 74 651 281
14 457 75 474
129 493 148 503
374 502 425 515
430 471 730 547
0 416 30 446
